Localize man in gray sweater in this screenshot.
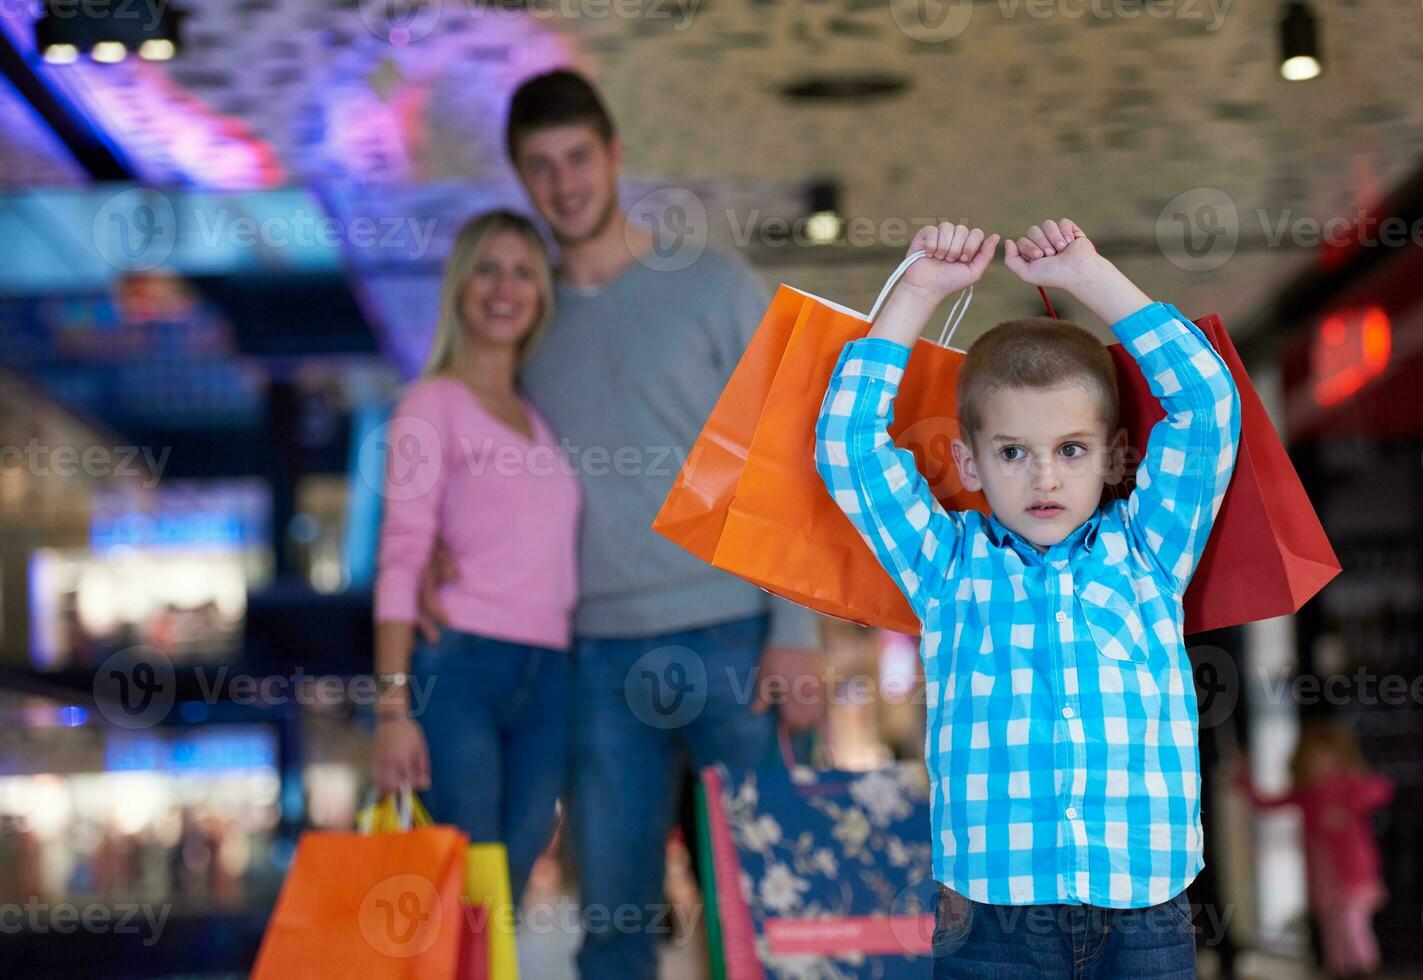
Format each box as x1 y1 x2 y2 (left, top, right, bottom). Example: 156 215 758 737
427 70 824 979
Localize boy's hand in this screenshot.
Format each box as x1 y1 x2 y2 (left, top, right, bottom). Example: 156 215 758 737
1002 219 1100 290
901 223 1000 301
1006 218 1153 325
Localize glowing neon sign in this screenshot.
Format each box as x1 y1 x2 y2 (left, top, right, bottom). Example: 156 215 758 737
1310 306 1391 407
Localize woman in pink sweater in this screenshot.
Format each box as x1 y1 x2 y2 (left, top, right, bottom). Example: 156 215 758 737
1235 717 1395 980
370 210 581 900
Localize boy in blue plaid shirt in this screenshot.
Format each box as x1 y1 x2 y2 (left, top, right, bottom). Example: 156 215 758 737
815 219 1241 978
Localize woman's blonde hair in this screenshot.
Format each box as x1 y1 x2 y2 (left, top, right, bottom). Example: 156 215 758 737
423 210 554 378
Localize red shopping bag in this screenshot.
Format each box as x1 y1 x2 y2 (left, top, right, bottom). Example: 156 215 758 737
457 902 491 980
1111 314 1342 632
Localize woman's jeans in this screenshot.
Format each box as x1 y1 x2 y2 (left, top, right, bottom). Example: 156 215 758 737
932 882 1197 979
409 628 570 902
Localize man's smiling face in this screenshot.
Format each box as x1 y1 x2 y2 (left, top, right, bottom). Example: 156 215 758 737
511 123 622 248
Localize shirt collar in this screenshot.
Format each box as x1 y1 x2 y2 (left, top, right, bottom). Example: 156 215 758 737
987 507 1102 564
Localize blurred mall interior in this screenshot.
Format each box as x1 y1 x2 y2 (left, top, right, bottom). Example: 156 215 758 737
0 0 1421 977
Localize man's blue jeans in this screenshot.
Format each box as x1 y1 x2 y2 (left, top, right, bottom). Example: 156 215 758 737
932 882 1198 979
568 613 775 980
409 628 570 902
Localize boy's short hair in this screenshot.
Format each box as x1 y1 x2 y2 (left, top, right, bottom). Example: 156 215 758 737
505 69 616 162
958 317 1119 451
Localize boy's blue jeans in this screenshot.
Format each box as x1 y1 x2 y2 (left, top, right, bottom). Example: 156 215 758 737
932 882 1197 979
409 628 570 902
568 613 775 980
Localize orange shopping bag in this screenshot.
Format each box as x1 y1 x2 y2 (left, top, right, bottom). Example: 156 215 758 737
652 285 813 562
662 252 1340 635
653 270 986 636
710 267 984 635
251 792 468 980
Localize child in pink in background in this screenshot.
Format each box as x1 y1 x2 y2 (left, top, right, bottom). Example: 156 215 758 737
1235 717 1395 980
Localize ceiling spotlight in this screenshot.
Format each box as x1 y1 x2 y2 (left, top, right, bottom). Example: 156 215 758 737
1280 1 1322 81
34 0 183 65
42 42 78 64
139 38 176 61
805 180 845 246
804 211 844 246
91 41 127 63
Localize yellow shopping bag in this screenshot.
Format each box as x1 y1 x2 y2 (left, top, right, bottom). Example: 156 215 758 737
462 844 519 980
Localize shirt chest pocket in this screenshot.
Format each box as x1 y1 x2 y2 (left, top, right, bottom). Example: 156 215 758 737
1075 580 1150 663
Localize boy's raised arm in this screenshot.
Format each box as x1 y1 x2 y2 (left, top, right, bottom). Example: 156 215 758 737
813 225 995 621
1004 219 1242 595
1108 300 1241 594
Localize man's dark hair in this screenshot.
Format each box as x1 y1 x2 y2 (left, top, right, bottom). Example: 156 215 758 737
505 69 616 162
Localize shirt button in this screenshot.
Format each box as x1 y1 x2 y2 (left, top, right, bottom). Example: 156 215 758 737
1052 560 1066 569
1062 706 1074 719
1055 611 1067 623
1065 807 1078 820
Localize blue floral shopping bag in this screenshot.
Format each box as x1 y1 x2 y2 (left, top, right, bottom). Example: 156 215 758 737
698 762 938 980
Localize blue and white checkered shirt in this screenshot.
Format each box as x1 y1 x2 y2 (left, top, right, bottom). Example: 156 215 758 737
814 302 1241 908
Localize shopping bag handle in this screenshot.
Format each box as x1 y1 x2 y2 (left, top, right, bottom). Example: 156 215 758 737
777 720 837 772
867 249 974 349
357 784 434 834
869 249 1062 347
